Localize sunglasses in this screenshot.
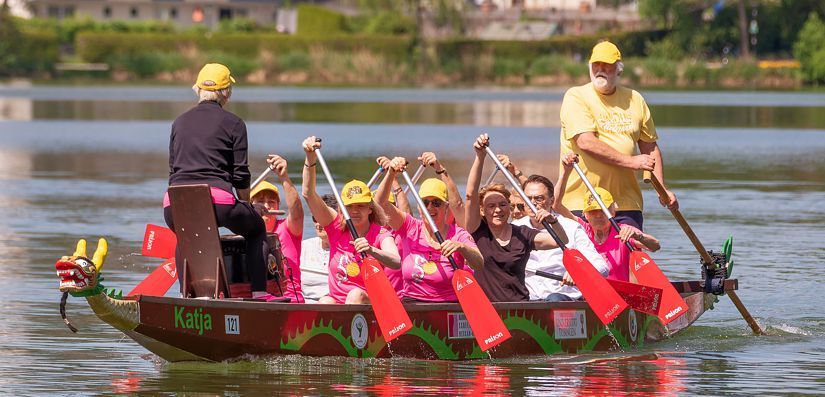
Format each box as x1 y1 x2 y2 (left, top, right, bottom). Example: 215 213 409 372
510 203 525 211
422 199 444 208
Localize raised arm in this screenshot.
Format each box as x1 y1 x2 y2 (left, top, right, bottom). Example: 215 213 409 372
496 154 527 186
553 152 578 221
267 154 304 236
419 151 466 228
300 136 337 228
374 156 407 231
464 133 489 233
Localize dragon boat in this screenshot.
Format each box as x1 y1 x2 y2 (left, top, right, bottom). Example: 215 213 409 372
55 184 741 362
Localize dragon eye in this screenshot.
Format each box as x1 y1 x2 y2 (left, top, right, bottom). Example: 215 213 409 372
76 258 92 267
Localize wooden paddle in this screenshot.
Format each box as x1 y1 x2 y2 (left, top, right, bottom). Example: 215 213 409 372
484 146 628 325
644 172 765 335
528 269 662 316
314 140 412 342
400 169 511 351
572 161 688 326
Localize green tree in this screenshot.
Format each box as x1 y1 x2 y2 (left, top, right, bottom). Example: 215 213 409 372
793 12 825 83
0 0 21 75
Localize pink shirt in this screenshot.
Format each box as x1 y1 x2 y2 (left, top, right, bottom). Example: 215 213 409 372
398 214 476 302
267 218 304 303
324 214 394 304
384 232 404 294
577 218 641 282
162 186 235 208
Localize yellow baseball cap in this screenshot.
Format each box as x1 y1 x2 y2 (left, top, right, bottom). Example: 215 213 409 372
589 41 622 64
372 190 396 205
341 180 372 206
196 63 236 91
584 187 614 212
419 178 448 202
251 181 279 200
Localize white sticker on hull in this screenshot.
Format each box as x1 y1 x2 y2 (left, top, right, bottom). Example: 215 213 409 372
351 314 368 349
554 310 586 339
225 315 240 335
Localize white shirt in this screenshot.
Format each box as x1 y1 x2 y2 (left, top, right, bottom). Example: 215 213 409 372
299 237 330 302
512 214 608 300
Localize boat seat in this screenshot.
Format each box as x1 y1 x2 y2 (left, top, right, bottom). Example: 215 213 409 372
168 184 231 299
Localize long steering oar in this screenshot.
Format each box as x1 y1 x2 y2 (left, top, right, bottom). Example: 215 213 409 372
400 169 511 351
644 172 765 335
485 146 628 325
572 161 688 326
314 139 412 342
131 166 278 297
529 269 662 316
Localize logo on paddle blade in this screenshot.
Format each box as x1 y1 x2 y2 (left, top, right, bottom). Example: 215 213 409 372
483 331 504 346
163 262 176 278
664 306 683 320
634 256 650 271
454 276 473 291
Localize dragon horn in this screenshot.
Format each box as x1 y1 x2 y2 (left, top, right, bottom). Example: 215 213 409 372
73 239 87 257
91 238 108 271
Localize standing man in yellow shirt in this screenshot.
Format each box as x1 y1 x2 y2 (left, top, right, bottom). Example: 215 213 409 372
559 41 678 230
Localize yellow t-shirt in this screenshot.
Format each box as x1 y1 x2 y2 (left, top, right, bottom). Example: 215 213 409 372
559 83 657 211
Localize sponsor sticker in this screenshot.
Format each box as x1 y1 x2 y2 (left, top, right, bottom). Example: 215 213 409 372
447 313 474 339
225 315 240 335
553 309 586 340
351 314 368 349
628 309 638 342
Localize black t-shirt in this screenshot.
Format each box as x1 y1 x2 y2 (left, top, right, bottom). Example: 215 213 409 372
168 101 250 193
471 220 540 302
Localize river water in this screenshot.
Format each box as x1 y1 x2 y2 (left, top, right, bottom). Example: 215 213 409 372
0 85 823 396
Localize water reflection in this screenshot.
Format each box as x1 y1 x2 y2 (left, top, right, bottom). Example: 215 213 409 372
1 97 824 129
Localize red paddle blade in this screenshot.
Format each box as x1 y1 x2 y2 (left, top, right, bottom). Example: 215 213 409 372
142 224 177 259
362 257 412 342
562 249 629 325
128 259 177 297
630 251 689 325
452 269 511 351
606 278 663 316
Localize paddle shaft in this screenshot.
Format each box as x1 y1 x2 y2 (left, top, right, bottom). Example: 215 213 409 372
572 162 636 252
313 143 364 257
400 170 459 270
644 171 714 265
484 147 562 247
484 167 500 186
644 171 765 335
402 164 426 194
366 167 384 189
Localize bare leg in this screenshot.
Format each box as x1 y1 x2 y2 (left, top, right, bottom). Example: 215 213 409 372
345 288 370 304
318 295 337 304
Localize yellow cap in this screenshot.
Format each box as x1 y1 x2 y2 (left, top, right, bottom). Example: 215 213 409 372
341 180 372 206
418 178 448 202
589 41 622 64
196 63 236 91
584 187 614 212
251 181 279 200
372 190 396 205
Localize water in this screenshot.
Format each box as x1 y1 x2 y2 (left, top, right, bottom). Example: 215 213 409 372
1 85 823 395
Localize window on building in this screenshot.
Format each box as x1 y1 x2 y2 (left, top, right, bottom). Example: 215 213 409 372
64 6 74 17
192 6 204 23
170 7 178 19
103 6 111 18
130 7 139 18
48 6 60 18
236 9 248 17
219 8 232 20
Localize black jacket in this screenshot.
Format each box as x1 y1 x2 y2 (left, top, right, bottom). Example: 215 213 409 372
168 101 250 193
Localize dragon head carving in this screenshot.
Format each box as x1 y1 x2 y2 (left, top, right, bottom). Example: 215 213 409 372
56 238 108 297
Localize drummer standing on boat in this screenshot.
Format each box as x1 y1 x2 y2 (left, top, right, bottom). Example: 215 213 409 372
559 41 678 229
164 63 276 301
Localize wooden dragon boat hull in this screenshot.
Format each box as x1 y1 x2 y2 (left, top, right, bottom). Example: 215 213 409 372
93 280 737 362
